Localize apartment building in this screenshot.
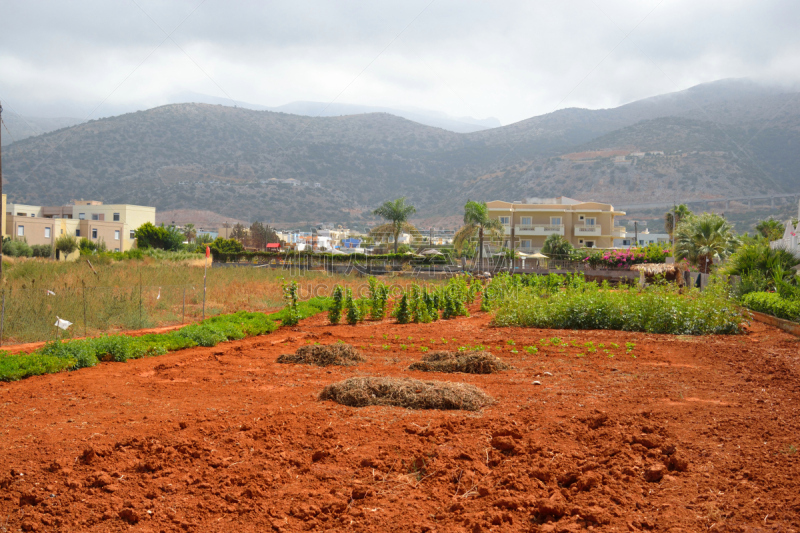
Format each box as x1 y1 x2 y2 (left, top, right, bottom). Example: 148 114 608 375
486 197 626 251
6 200 156 252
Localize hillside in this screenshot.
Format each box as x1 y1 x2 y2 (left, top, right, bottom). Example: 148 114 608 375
3 79 798 225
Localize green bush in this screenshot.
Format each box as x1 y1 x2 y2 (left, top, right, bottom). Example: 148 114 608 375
31 244 52 258
134 222 183 251
491 277 744 335
0 351 76 381
3 240 33 258
741 292 800 322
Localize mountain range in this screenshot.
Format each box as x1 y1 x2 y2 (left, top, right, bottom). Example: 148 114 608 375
2 78 798 227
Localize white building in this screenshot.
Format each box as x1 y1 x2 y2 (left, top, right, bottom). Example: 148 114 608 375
770 200 800 257
614 228 671 248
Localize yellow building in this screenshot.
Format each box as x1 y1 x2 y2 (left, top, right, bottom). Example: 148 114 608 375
487 197 626 251
6 200 156 252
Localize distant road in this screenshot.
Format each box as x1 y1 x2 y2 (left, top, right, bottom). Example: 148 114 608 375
617 192 800 211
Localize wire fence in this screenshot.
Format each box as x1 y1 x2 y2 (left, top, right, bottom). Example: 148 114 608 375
0 284 210 346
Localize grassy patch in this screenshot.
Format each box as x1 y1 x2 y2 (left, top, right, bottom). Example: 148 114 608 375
0 297 331 382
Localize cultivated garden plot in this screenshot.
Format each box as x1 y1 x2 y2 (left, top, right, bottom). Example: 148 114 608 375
1 304 799 532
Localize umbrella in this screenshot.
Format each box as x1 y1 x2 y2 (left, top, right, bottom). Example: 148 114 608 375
420 249 443 255
529 252 548 259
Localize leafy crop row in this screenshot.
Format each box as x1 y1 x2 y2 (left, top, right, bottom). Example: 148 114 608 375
0 297 331 382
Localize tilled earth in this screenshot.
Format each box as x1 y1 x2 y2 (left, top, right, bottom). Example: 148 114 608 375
1 307 799 532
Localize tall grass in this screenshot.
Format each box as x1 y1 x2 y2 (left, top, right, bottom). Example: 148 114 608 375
490 274 745 335
0 297 331 381
0 259 443 343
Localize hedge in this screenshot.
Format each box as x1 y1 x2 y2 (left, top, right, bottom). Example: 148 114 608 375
741 292 800 322
212 251 450 264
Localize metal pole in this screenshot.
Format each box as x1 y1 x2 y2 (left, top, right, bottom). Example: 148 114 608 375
203 255 207 321
139 271 142 328
182 286 186 324
83 285 87 338
0 291 5 347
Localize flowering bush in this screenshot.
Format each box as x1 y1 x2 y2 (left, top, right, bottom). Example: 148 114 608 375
573 243 671 269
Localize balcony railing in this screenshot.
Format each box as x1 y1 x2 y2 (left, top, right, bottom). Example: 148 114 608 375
514 224 565 236
574 224 601 236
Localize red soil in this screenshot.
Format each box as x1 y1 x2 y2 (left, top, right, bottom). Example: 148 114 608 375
1 308 799 532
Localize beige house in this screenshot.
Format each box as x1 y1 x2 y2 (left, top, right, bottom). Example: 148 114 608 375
6 200 156 252
486 197 626 251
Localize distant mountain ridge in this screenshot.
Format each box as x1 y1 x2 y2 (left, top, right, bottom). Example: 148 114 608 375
3 78 797 225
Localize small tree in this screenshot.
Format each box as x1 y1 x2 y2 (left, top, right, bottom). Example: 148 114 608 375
754 218 784 241
664 204 693 236
542 234 573 259
675 213 740 274
453 200 503 267
394 293 411 324
372 197 417 254
183 223 197 243
345 293 361 325
281 280 300 326
329 285 344 324
55 234 79 256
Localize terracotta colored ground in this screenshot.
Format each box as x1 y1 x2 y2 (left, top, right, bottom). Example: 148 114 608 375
1 307 799 533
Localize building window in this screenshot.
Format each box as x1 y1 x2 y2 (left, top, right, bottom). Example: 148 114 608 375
113 213 120 221
92 228 98 239
75 229 81 237
550 217 562 225
499 216 510 225
30 213 36 218
521 216 531 225
114 248 120 252
521 239 531 248
91 214 99 221
17 225 24 237
45 227 51 239
129 230 135 239
585 217 596 226
114 230 120 240
78 213 85 220
586 241 595 248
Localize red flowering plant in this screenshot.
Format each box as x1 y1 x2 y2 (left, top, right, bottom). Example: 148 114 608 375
574 243 671 269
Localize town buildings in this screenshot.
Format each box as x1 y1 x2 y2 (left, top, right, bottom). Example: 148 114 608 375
487 197 626 251
4 196 156 252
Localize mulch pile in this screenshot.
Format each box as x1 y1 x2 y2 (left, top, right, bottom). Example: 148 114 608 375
319 376 494 411
408 350 508 374
277 343 366 366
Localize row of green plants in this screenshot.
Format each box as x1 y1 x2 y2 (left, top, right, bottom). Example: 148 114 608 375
0 296 331 382
325 276 478 325
211 248 449 264
2 238 53 258
485 272 745 335
721 241 800 323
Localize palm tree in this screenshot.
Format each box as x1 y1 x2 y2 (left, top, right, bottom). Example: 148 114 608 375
453 200 503 267
675 213 740 273
372 197 417 254
754 218 784 241
664 204 693 235
183 223 197 243
541 234 573 259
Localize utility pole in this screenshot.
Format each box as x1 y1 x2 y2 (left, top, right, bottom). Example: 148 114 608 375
634 221 638 246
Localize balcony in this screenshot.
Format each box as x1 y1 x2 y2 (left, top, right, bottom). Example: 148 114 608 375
515 224 565 236
574 224 601 237
612 226 626 237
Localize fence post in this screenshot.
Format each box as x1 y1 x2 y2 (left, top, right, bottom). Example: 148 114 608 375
83 285 87 338
182 287 186 324
139 271 143 328
0 291 5 347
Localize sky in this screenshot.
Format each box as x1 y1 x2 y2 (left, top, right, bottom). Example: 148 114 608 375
1 0 799 125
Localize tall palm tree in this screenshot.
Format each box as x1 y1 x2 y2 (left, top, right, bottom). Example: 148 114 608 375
664 204 693 235
183 223 197 243
675 213 740 273
453 201 503 267
372 197 417 254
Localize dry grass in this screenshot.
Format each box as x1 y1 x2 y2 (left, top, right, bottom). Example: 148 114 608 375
277 343 366 367
408 351 509 374
319 376 494 411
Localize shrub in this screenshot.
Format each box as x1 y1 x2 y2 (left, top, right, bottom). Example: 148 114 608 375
741 292 800 322
31 244 52 258
329 285 344 324
0 351 76 381
134 222 183 251
78 237 97 254
394 293 411 324
345 293 360 325
281 280 301 326
491 277 745 335
3 240 33 258
55 234 79 255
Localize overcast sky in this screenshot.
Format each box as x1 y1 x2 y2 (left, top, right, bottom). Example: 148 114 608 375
1 0 798 125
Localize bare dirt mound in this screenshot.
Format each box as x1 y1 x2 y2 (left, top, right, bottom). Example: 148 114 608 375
408 350 509 374
277 343 366 366
319 376 494 411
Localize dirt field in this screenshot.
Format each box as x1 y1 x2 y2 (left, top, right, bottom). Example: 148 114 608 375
1 306 799 532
